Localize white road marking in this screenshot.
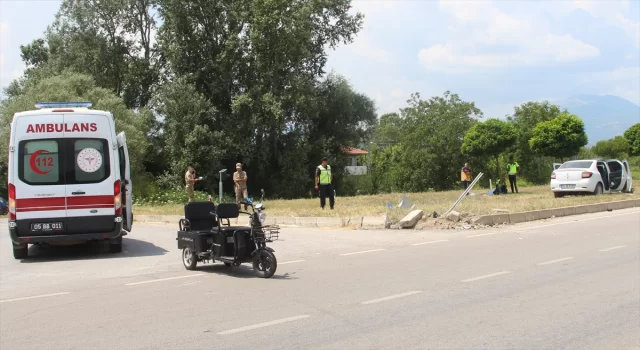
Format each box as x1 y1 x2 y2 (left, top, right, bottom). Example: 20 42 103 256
218 315 311 335
279 260 305 265
340 249 385 256
462 271 511 282
0 292 70 304
513 210 640 232
361 291 423 305
599 245 627 252
125 274 206 286
467 232 498 238
412 239 449 246
537 257 575 266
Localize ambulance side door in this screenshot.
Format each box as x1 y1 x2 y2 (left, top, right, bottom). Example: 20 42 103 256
116 132 133 232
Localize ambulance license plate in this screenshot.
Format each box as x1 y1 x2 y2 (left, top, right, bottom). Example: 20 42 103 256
31 222 64 232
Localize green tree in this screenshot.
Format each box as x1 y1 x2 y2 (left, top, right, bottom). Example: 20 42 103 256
461 118 517 179
11 0 160 109
507 101 564 184
529 112 588 162
623 123 640 156
0 72 153 195
155 0 366 198
591 136 631 159
373 112 404 148
371 91 482 192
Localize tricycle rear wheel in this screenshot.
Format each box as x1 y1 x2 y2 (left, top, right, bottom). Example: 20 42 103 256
252 250 277 278
182 247 198 270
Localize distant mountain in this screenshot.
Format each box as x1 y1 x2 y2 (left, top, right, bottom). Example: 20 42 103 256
554 95 640 145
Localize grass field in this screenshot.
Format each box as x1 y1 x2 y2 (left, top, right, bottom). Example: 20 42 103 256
134 184 638 222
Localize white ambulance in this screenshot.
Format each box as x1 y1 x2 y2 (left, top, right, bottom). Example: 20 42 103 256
7 102 133 259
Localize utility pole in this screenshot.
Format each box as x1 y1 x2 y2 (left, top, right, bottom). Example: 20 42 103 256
218 169 227 203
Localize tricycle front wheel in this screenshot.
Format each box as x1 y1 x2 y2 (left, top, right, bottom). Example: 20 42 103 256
182 247 198 270
252 250 277 278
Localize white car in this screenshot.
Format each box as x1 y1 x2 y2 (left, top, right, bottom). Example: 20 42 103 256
550 159 633 198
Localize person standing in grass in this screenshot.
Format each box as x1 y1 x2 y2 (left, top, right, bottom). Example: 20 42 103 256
506 156 520 193
461 163 473 191
234 163 248 209
315 157 335 210
185 166 199 202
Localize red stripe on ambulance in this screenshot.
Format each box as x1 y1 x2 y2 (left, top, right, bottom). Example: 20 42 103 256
15 195 114 212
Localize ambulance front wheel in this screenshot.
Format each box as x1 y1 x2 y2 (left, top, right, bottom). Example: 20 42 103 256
12 243 28 259
109 236 122 253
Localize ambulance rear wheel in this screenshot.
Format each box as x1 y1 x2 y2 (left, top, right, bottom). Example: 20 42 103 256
12 243 28 259
109 236 122 253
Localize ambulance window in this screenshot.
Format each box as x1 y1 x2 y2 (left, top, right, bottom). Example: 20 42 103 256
19 140 62 185
68 139 110 184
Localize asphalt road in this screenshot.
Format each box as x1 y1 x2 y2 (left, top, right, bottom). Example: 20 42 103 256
1 208 639 350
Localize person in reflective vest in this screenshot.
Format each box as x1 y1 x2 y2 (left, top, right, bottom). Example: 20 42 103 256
315 157 335 210
506 156 520 194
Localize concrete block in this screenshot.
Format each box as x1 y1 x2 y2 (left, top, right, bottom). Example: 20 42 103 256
524 211 540 222
361 215 390 230
619 200 636 209
471 216 494 226
295 217 318 227
574 205 590 215
398 210 424 229
445 211 461 222
134 215 180 223
587 203 606 213
275 217 296 225
347 217 363 227
492 214 510 225
537 209 554 220
508 213 527 224
262 216 277 226
317 217 344 228
633 198 640 207
562 206 576 216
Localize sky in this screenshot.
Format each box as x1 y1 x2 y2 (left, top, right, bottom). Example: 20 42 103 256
1 0 639 118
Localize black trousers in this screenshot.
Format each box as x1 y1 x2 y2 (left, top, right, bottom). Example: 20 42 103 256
508 175 518 193
319 184 335 209
461 180 470 190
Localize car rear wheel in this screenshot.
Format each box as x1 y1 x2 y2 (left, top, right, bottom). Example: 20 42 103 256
109 236 122 253
12 243 28 259
593 183 603 195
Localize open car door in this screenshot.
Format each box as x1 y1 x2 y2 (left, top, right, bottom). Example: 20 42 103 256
622 160 633 193
116 132 133 232
605 160 626 192
553 163 562 170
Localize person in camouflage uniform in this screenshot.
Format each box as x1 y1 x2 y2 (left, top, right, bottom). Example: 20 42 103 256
233 163 248 209
185 166 199 202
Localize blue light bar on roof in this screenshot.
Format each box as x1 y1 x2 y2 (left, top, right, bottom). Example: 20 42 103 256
34 102 93 109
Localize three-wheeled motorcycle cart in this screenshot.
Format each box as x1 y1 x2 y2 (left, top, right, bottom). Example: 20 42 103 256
176 201 279 278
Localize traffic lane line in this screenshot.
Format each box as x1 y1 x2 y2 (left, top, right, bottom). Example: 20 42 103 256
461 271 511 282
512 210 640 232
279 260 305 265
125 274 206 286
340 249 385 256
412 240 449 246
0 292 70 304
467 232 498 238
217 315 311 335
599 245 627 252
361 291 423 305
537 257 575 266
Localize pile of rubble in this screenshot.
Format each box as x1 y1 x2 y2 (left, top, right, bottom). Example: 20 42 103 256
389 208 511 230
